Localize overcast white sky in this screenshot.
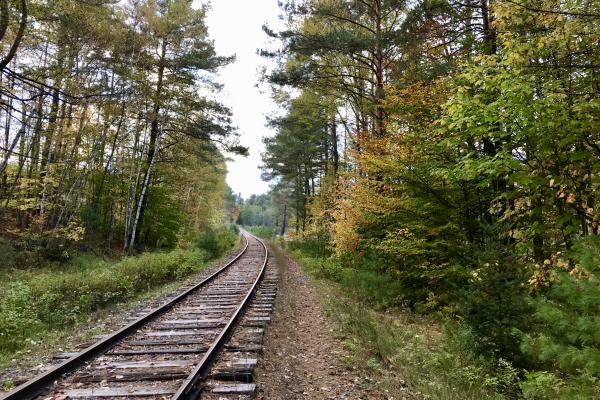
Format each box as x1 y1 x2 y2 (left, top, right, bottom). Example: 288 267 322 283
205 0 283 199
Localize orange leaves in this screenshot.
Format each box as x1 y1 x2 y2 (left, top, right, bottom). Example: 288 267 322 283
384 80 449 130
529 252 570 292
331 197 364 255
528 245 598 294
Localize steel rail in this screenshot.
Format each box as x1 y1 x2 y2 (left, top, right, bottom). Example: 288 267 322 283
0 235 251 400
171 229 269 400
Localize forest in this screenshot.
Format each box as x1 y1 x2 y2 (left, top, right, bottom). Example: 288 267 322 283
0 0 242 370
253 0 600 398
0 0 243 256
1 0 600 398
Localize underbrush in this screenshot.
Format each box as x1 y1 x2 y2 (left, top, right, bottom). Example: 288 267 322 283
196 224 239 258
288 244 519 399
244 226 277 240
290 249 404 309
0 224 240 367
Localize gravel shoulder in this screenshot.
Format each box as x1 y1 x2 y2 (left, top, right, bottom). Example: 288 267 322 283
255 244 388 400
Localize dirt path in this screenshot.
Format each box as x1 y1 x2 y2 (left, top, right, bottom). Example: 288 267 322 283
255 245 388 400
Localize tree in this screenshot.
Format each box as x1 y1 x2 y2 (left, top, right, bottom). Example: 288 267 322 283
264 0 408 138
0 0 243 256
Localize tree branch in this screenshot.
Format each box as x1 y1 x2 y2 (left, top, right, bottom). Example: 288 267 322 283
0 0 27 71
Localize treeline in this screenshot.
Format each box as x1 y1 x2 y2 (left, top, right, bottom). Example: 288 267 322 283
0 0 243 257
235 193 277 227
261 0 600 397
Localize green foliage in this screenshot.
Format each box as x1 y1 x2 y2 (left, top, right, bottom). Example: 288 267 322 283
245 226 277 240
2 378 14 391
517 237 600 398
229 224 240 236
0 239 17 269
263 0 600 397
291 245 517 399
0 282 45 353
289 244 406 311
459 254 534 366
0 237 236 360
196 224 239 259
288 236 331 258
142 186 186 248
237 194 276 227
0 222 88 268
0 0 237 255
261 90 337 232
520 371 599 400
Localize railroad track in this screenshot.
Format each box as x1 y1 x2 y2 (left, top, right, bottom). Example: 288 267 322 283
1 230 275 400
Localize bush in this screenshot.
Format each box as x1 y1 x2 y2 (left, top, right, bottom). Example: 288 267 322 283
0 240 17 269
520 371 599 400
458 251 533 367
0 282 44 352
289 236 331 258
290 242 517 399
245 225 277 240
197 225 238 259
0 247 211 361
291 248 405 310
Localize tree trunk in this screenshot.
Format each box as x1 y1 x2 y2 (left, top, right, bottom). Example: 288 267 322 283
280 203 287 236
372 0 386 138
92 101 127 212
331 114 339 175
132 38 167 247
124 115 144 250
128 127 162 253
480 0 497 56
48 104 89 228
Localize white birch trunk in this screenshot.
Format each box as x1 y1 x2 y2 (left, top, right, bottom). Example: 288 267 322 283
128 127 161 252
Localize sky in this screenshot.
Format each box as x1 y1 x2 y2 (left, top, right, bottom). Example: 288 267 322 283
204 0 284 199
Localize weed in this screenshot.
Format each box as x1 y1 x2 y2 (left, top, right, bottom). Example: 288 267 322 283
2 378 14 390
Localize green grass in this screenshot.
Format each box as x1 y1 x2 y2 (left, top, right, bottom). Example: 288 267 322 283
288 245 520 400
0 225 240 368
291 249 404 309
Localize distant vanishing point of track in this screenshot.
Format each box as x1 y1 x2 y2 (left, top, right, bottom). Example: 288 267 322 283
1 230 277 400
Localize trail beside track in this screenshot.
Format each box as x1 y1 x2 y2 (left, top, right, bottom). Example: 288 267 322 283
255 245 388 400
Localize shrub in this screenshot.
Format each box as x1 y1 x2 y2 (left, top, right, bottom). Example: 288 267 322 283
0 240 17 269
0 283 44 352
243 225 276 240
518 237 600 398
458 256 533 366
0 246 210 361
291 248 404 309
197 225 238 259
291 243 518 399
289 236 331 258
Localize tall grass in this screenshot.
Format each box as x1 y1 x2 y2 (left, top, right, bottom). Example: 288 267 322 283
0 224 240 365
